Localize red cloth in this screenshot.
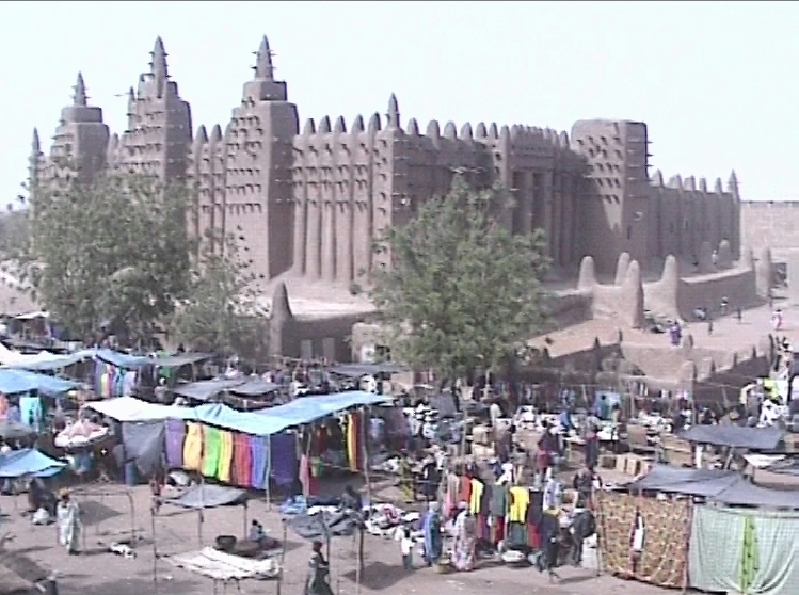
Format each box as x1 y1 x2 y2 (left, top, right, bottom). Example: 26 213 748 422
527 522 542 549
492 516 506 544
239 434 254 487
458 475 472 504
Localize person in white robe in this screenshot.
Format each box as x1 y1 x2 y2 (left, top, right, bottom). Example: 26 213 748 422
57 489 81 555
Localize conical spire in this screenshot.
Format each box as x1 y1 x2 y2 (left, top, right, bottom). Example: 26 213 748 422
254 35 274 80
152 36 167 76
31 128 40 154
74 72 87 107
387 93 400 128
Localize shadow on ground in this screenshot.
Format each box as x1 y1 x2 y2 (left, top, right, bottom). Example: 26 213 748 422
342 561 409 591
61 575 197 595
79 500 123 528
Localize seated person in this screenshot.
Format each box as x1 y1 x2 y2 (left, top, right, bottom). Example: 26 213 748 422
28 478 57 516
249 519 268 546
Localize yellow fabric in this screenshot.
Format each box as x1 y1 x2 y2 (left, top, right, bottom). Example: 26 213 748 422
469 479 483 514
183 422 204 471
347 414 356 471
99 373 109 398
218 431 234 482
509 486 529 522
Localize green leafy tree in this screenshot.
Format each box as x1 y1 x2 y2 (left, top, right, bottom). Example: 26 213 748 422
170 229 268 358
25 167 194 342
368 176 550 380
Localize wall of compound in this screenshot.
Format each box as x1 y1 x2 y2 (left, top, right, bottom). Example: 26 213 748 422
740 201 799 259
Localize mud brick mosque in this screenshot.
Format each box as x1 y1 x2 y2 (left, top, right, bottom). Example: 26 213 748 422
30 35 741 286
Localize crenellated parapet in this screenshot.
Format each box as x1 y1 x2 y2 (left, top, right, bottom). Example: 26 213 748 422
648 169 740 263
32 33 742 297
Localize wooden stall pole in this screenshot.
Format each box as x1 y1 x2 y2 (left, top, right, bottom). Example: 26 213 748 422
197 476 206 547
151 507 159 594
266 434 273 510
360 406 372 505
242 501 248 540
681 500 693 594
276 523 288 595
301 426 311 501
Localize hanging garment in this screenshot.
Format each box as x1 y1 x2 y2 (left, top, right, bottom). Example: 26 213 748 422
300 453 317 497
507 521 528 547
527 490 544 549
218 431 234 483
182 422 204 471
509 486 530 522
165 419 186 469
270 433 296 487
491 483 510 518
123 371 137 398
250 436 269 489
492 515 506 544
99 371 110 399
233 434 253 487
468 479 484 515
202 426 222 478
346 412 363 472
19 395 43 429
444 471 460 518
459 475 472 506
112 368 126 397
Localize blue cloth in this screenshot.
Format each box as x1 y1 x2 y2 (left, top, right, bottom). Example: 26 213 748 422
19 396 42 429
423 511 443 563
270 433 296 487
0 448 65 478
251 436 269 489
279 495 307 515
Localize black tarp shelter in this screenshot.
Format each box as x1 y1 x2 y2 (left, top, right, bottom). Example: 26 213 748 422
679 426 785 450
627 464 799 508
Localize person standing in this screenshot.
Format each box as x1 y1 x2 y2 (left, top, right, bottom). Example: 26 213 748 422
399 527 414 570
56 489 81 555
422 501 443 565
537 507 561 581
304 541 334 595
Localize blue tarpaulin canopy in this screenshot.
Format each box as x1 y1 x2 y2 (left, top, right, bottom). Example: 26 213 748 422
151 353 212 369
0 448 66 478
0 369 80 395
173 380 250 402
173 379 280 402
5 350 94 372
192 390 390 436
93 349 151 369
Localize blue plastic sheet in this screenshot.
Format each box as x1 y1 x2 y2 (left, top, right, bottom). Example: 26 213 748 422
173 380 249 402
5 350 94 372
191 391 390 436
0 369 79 395
0 448 66 478
92 349 151 369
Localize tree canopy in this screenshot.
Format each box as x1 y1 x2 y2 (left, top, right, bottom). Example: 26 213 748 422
368 176 550 379
170 229 268 358
26 169 193 342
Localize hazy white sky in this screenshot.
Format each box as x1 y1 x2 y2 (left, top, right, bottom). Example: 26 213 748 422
2 1 796 207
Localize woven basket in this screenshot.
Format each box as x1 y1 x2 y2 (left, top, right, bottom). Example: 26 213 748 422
434 561 453 574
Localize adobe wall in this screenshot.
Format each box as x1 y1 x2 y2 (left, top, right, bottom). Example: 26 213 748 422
268 283 370 362
740 201 799 259
642 243 761 321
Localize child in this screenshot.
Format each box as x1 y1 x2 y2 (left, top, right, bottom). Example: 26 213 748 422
399 527 414 570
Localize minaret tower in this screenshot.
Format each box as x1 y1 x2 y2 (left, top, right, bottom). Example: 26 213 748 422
224 34 299 281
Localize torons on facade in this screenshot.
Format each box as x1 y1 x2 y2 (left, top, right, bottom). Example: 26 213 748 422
30 36 742 281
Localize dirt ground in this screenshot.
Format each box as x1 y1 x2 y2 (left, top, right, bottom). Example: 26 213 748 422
0 479 676 595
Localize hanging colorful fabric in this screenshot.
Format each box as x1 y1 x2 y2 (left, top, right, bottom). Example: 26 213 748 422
739 515 758 594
